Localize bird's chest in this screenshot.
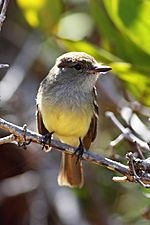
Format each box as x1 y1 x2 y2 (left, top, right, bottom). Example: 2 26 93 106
40 88 93 138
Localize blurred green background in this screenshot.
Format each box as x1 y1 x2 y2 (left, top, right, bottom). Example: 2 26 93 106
0 0 150 225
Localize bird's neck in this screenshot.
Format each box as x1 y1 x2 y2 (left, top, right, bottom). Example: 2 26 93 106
52 73 98 93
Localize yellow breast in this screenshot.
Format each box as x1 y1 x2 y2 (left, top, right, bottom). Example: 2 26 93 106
41 103 93 140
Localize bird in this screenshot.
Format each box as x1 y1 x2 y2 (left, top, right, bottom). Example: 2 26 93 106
36 52 111 188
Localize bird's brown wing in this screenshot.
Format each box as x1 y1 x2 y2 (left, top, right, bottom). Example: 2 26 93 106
36 105 49 135
83 86 99 150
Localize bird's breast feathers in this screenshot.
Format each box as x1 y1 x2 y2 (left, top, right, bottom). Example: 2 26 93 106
37 82 95 146
40 101 93 139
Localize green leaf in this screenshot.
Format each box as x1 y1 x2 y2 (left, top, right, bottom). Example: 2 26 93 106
104 0 150 55
17 0 62 32
90 0 150 67
57 38 122 63
111 62 150 105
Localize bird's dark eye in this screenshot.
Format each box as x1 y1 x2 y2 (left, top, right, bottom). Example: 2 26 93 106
74 64 83 71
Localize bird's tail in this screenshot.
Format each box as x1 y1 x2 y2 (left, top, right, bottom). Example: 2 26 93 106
57 153 83 188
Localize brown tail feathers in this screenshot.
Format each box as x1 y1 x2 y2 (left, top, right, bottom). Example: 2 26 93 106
57 153 83 188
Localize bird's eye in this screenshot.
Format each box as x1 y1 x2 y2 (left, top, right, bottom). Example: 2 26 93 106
74 64 83 71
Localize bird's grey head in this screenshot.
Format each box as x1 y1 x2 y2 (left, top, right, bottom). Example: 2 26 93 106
49 52 111 90
55 52 111 79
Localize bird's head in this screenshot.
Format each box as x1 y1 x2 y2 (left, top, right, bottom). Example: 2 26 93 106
56 52 111 77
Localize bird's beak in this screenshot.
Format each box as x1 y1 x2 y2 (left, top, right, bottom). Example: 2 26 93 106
92 65 112 73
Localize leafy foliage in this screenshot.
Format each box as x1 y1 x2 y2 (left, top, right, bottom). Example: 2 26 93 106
91 0 150 105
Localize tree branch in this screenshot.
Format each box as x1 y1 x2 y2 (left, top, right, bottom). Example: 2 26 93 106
0 118 150 187
0 0 10 69
106 111 150 150
0 0 9 31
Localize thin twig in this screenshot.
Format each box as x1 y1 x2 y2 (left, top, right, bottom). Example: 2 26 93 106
126 152 150 188
0 63 9 69
0 118 150 186
0 0 9 31
0 134 15 144
0 0 10 69
109 133 124 147
106 111 150 150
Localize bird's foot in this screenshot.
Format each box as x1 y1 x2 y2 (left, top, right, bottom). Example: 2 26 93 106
73 138 85 164
18 139 32 149
41 132 54 151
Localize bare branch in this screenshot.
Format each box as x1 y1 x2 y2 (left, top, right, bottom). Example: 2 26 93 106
106 111 150 150
0 63 9 69
0 134 15 144
0 118 150 187
0 0 9 31
0 0 10 69
126 152 150 188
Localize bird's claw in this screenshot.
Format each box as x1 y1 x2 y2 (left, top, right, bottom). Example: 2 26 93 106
41 132 54 151
18 139 32 149
73 138 85 164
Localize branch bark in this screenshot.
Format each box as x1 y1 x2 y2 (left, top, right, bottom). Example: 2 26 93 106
0 0 10 69
0 0 9 31
0 118 150 187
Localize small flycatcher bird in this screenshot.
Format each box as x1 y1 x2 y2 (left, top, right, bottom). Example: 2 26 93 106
36 52 111 188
